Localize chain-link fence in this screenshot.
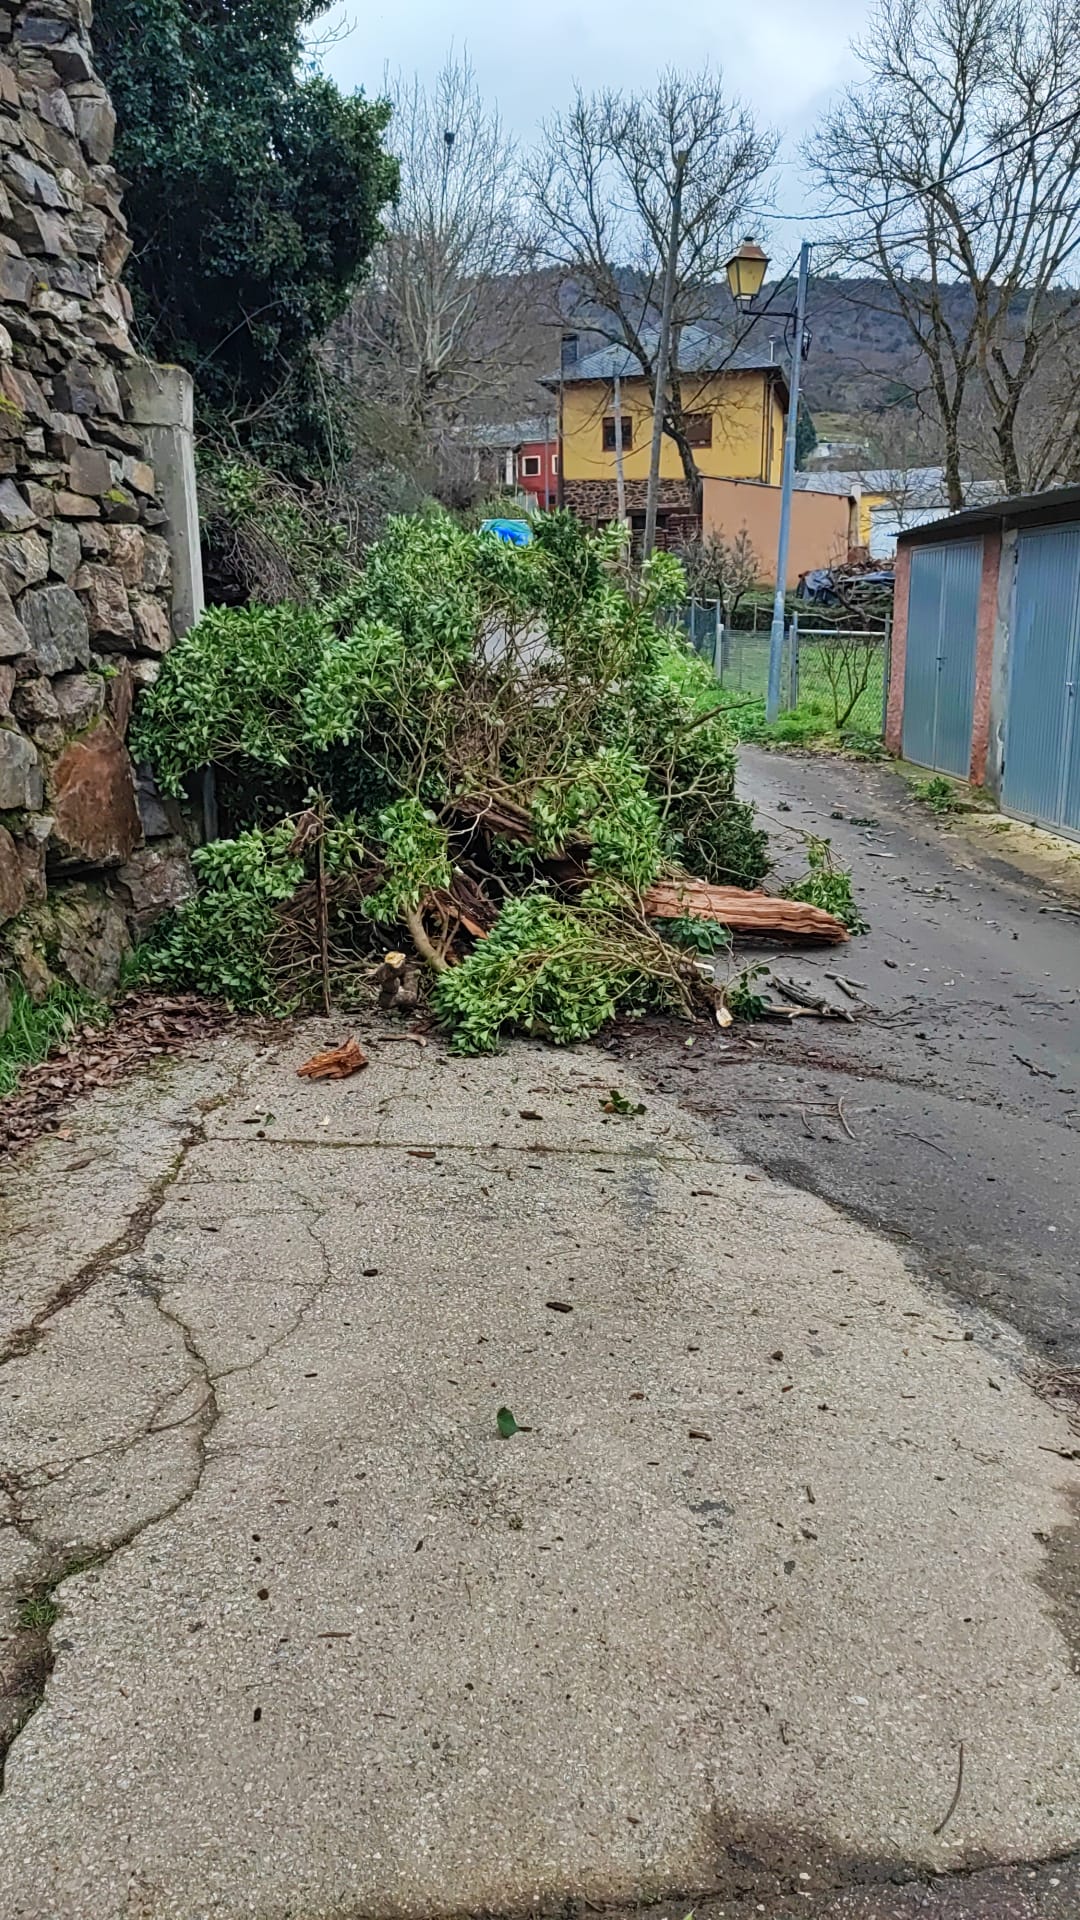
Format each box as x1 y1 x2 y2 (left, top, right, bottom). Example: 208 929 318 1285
786 621 890 736
666 598 891 737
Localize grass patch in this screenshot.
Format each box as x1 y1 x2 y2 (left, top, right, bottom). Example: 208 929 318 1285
17 1597 60 1633
913 773 961 815
663 633 886 749
0 978 106 1099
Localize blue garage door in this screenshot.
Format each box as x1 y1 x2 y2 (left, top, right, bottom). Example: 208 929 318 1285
1002 525 1080 837
902 540 981 777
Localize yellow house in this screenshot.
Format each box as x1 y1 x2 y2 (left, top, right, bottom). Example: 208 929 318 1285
550 329 789 545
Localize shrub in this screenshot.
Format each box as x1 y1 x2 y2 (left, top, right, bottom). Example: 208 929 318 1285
431 892 692 1053
134 511 772 1045
783 837 867 934
137 828 306 1008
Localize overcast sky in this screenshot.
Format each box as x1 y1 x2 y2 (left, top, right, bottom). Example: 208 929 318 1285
314 0 864 230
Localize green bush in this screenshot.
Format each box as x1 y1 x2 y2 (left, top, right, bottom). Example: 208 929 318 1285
530 751 665 892
431 892 689 1053
362 801 452 923
130 602 330 795
913 774 960 815
137 828 306 1009
134 511 771 1045
783 838 867 934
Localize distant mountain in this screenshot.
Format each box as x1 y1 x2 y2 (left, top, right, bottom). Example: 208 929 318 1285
468 271 971 428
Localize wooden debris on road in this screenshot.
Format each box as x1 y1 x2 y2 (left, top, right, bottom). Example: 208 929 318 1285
771 976 856 1021
642 878 849 944
296 1037 368 1080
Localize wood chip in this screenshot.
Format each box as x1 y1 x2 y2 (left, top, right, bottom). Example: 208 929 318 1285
296 1037 367 1080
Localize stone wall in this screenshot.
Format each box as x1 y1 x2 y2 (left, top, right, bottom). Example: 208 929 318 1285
562 478 701 550
0 0 190 1021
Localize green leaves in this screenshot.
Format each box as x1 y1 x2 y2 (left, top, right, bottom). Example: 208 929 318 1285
782 837 868 934
530 750 666 893
362 801 452 923
132 507 771 1043
600 1089 646 1117
431 892 684 1055
496 1407 519 1438
130 602 330 794
93 0 398 468
136 826 306 1009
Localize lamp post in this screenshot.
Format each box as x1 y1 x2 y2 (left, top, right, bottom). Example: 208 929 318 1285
726 236 812 723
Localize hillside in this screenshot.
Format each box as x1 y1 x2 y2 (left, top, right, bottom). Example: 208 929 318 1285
468 271 969 428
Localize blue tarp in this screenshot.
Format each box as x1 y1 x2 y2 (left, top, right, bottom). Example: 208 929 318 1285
481 518 533 547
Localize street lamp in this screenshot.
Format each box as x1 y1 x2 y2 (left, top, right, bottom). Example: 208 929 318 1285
725 236 813 722
725 237 769 306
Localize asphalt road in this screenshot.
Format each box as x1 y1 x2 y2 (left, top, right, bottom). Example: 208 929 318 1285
613 747 1080 1365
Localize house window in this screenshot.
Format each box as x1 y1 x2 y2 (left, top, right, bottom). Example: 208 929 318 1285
629 510 670 550
602 416 633 451
551 454 559 474
683 412 713 448
521 455 541 477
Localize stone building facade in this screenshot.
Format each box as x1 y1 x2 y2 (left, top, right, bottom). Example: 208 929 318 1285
560 478 700 551
0 0 190 1021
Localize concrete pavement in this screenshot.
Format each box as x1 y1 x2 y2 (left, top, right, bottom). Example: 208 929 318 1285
1 1022 1079 1917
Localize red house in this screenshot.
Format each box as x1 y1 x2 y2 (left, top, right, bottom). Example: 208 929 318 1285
515 423 559 509
466 417 559 509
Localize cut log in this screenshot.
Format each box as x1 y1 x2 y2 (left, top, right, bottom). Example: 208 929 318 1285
643 878 849 944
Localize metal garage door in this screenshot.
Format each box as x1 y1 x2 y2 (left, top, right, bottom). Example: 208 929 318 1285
1002 525 1080 837
902 540 981 776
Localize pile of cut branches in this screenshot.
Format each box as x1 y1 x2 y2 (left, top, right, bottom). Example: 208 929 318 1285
132 511 849 1051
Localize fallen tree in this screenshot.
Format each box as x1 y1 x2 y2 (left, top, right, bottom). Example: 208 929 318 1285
131 512 854 1049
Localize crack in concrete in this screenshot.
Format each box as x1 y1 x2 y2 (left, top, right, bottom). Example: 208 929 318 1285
193 1133 707 1163
0 1071 247 1370
209 1217 335 1388
0 1284 220 1793
450 1839 1080 1920
0 1068 261 1790
5 1382 215 1495
0 1201 338 1798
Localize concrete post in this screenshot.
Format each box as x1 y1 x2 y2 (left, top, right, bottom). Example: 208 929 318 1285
124 361 204 639
123 360 215 838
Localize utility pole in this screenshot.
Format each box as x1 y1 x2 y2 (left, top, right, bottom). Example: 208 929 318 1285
643 149 687 561
766 239 811 722
612 373 626 522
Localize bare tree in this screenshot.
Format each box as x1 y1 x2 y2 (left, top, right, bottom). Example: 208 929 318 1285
529 71 776 512
679 527 761 619
338 58 533 480
807 0 1080 507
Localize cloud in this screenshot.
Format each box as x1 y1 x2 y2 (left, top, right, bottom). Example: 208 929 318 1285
313 0 862 153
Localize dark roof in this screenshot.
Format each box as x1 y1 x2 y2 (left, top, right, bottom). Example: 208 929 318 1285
898 482 1080 547
545 325 788 391
464 417 554 448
